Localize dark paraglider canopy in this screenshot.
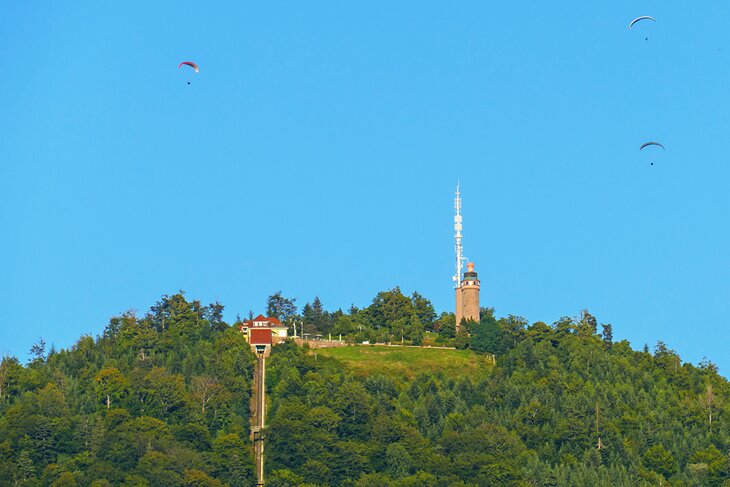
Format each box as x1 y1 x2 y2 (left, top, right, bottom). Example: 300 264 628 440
628 16 656 30
640 142 665 151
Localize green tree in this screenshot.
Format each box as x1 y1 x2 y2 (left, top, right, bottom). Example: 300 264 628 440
268 469 305 487
0 356 23 402
498 314 527 350
148 292 205 335
333 382 373 439
690 444 728 485
173 424 212 451
203 302 226 332
301 458 330 485
366 287 413 330
643 444 678 478
17 450 36 481
211 434 252 486
386 443 412 478
266 292 298 323
136 450 183 486
94 367 129 410
51 471 79 487
455 321 472 349
333 315 357 336
411 292 436 331
601 323 613 348
435 313 456 339
101 416 173 468
407 313 424 345
183 469 224 487
138 367 188 419
29 338 47 363
578 309 598 335
468 313 502 354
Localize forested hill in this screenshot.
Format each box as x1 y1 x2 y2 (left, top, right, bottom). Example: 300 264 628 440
0 294 257 486
0 291 729 486
266 330 729 486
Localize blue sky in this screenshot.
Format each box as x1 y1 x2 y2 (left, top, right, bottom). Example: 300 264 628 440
2 1 729 374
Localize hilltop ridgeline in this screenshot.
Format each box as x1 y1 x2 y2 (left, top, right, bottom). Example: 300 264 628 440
0 291 727 486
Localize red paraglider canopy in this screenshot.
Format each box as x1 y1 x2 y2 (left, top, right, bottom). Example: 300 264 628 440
177 61 199 73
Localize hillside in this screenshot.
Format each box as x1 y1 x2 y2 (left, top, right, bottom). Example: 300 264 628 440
0 294 257 486
0 291 728 486
266 333 730 486
309 345 494 380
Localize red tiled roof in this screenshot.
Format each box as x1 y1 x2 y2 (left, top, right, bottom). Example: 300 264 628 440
242 315 282 327
249 328 272 345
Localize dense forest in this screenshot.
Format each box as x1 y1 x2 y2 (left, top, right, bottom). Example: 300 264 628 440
266 326 729 486
0 294 255 486
0 290 728 486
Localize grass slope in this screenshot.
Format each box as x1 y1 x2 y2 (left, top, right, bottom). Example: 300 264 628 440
309 344 494 380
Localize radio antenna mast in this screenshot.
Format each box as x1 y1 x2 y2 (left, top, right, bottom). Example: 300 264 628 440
453 183 466 288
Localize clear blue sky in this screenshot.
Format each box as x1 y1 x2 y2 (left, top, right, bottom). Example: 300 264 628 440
2 1 729 374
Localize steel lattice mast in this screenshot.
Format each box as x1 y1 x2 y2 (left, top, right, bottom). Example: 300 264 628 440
453 183 466 288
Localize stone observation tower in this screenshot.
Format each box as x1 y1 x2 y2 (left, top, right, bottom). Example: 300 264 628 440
459 262 480 326
453 184 480 330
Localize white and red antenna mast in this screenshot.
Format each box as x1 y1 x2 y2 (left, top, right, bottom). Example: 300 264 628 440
453 183 466 288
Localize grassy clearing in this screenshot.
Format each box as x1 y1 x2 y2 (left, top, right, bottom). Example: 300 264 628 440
310 345 494 381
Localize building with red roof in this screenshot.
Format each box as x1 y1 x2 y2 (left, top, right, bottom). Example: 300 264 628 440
240 315 288 354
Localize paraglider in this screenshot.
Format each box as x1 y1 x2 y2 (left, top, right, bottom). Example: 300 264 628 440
640 141 665 166
640 142 665 151
628 16 656 29
629 16 656 40
178 61 200 73
178 62 199 85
